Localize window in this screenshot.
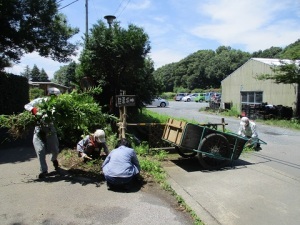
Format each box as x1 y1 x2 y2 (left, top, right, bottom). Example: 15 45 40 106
241 91 263 104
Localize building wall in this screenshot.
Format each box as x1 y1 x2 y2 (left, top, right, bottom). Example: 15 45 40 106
221 59 298 112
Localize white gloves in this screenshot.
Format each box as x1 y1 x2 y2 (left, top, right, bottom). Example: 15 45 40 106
81 152 87 158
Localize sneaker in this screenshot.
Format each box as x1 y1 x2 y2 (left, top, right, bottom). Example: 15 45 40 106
257 143 261 148
53 160 59 170
38 171 48 179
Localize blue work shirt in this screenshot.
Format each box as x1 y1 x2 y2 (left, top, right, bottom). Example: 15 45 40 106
102 145 140 178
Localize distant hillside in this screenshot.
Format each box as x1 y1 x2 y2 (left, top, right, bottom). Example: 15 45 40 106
153 39 300 93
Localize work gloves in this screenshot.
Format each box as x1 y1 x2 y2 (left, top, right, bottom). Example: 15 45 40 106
31 107 38 115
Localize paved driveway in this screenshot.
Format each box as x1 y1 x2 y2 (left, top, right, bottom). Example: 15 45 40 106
0 134 194 225
148 101 300 225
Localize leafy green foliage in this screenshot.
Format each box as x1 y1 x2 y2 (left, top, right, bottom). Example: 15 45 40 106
0 0 79 70
78 20 159 114
44 91 109 146
257 61 300 84
29 88 45 100
52 61 77 86
0 111 36 139
280 39 300 60
153 39 299 93
252 46 282 58
153 47 250 91
0 91 111 146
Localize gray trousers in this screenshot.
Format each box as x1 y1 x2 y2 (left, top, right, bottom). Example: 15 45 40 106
33 124 59 173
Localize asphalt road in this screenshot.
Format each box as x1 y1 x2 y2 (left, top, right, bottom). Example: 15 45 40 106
147 101 300 225
0 132 194 225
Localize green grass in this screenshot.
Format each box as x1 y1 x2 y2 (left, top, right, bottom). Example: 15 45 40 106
201 105 300 131
257 118 300 130
133 110 204 225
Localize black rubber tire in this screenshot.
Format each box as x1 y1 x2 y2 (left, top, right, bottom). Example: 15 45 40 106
160 102 166 107
197 133 231 170
175 146 197 158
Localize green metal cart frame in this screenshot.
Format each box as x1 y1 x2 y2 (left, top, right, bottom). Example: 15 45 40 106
162 118 267 169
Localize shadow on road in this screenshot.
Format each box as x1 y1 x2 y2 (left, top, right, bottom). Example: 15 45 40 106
27 168 146 192
0 140 146 192
170 156 254 172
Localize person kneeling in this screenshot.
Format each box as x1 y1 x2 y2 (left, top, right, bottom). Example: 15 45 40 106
102 138 140 191
77 129 109 161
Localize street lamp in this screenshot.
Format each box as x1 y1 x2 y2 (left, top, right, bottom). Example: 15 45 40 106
104 15 116 28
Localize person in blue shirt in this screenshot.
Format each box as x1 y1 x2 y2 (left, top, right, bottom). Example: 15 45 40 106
102 138 140 190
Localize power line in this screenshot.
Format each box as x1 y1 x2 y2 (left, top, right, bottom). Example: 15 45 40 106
58 0 79 10
114 0 125 16
116 0 131 18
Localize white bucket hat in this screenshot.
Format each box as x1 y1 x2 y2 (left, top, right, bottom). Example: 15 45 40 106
94 129 106 143
240 117 249 126
47 87 61 95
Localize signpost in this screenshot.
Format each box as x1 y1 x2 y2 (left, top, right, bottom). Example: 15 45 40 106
116 92 136 139
116 95 136 107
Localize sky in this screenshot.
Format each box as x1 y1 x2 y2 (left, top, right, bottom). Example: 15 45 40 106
5 0 300 79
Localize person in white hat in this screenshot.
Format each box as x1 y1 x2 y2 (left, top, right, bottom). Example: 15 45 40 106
238 117 260 149
24 92 60 179
77 129 109 160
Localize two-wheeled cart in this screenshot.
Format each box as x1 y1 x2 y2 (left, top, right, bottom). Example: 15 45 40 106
162 118 266 170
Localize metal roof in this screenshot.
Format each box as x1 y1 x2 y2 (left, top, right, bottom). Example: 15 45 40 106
252 58 299 66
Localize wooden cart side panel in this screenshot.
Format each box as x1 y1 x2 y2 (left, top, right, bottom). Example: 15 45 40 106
162 118 187 145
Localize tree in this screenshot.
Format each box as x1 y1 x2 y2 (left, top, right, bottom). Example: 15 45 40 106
252 46 282 58
53 61 77 86
20 65 31 80
40 69 49 81
53 65 68 85
79 20 158 114
257 60 300 116
31 65 40 82
280 39 300 60
0 0 79 71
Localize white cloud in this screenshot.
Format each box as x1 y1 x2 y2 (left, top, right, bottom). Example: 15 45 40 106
150 49 185 68
191 0 300 52
127 0 151 10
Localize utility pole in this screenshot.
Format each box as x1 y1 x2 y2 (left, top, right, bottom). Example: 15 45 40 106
85 0 88 39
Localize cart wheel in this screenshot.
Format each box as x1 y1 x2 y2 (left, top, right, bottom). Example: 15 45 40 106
197 133 231 170
175 146 197 158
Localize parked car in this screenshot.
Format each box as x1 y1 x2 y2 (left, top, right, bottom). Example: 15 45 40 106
182 93 201 102
145 97 169 107
194 93 206 102
174 93 188 101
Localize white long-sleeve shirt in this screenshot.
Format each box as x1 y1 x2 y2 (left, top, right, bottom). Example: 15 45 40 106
24 97 47 112
238 121 258 138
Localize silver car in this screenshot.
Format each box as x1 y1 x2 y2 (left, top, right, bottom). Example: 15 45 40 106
145 97 169 107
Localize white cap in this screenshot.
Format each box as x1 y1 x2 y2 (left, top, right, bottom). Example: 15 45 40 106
47 87 61 95
94 129 106 143
240 117 249 126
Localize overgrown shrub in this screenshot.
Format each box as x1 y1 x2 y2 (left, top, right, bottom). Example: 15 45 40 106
30 87 45 100
0 91 113 147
